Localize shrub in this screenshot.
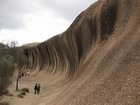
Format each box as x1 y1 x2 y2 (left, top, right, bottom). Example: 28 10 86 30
0 56 14 95
17 88 29 98
22 88 29 93
0 96 4 100
0 102 9 105
0 41 28 94
5 93 13 97
21 91 26 95
17 94 24 98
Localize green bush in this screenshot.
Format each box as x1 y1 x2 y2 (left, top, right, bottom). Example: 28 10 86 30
0 56 14 95
0 41 29 95
0 41 28 95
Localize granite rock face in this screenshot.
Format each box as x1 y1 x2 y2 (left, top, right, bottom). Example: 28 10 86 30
23 0 140 104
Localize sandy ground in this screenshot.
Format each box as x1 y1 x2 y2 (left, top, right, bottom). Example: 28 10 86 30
0 76 46 105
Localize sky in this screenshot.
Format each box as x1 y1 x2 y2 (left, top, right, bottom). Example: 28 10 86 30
0 0 97 46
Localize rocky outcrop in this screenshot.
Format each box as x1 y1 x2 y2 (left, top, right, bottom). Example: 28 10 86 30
23 0 140 104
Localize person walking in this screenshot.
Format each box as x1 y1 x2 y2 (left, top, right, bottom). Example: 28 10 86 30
34 84 38 94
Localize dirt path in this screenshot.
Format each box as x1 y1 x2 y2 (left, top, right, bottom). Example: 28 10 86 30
0 76 46 105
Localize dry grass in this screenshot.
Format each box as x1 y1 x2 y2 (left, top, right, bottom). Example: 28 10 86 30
0 96 3 100
17 94 24 98
17 88 29 98
0 102 9 105
21 88 29 93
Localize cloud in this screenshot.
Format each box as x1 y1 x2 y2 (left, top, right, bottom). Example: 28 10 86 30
0 0 97 30
37 0 97 21
0 0 97 45
0 0 30 30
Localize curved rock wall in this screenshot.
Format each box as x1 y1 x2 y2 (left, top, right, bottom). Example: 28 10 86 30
23 0 140 104
24 0 139 80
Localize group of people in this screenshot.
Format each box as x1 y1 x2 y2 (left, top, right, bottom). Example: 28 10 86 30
18 71 30 78
34 84 41 94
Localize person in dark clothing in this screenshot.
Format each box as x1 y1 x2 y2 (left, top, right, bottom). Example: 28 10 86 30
21 72 24 77
37 84 41 94
34 84 38 94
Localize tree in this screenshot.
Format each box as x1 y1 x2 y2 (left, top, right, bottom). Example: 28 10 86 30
14 48 28 91
0 43 15 95
0 56 15 94
8 42 28 91
0 41 28 94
